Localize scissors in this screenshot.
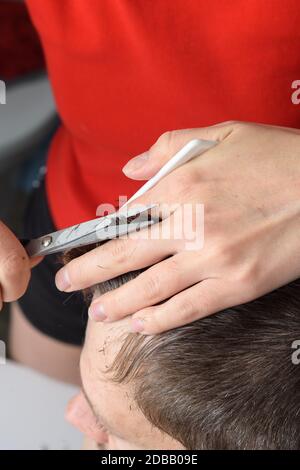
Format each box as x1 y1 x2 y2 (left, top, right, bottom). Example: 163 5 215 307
23 138 217 258
23 204 159 257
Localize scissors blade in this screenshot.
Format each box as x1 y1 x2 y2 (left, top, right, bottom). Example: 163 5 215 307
24 204 159 257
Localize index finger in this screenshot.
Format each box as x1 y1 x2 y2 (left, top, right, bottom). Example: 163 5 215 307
55 236 176 292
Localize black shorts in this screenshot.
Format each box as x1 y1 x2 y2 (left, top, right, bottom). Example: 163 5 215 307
18 180 88 346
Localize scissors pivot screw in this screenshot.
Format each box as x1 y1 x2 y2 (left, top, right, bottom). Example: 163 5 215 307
41 235 52 248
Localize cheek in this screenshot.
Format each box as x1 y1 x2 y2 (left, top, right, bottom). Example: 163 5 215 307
65 392 108 444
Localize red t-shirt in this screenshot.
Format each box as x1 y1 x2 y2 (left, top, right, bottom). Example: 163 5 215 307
26 0 300 229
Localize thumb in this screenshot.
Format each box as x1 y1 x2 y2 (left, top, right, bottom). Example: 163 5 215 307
122 122 235 180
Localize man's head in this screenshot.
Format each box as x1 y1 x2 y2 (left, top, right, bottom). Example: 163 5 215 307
65 247 300 450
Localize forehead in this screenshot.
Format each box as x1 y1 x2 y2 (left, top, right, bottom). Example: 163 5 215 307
82 316 132 386
81 317 134 409
81 318 184 449
80 318 155 444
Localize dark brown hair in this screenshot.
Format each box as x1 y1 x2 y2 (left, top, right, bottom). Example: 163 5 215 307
64 247 300 450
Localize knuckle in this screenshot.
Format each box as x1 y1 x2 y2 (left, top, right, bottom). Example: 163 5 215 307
164 258 181 286
166 255 181 272
144 307 168 334
178 297 197 322
2 251 27 279
222 120 238 126
197 291 214 317
153 130 180 155
143 274 162 302
157 130 176 146
108 239 129 265
236 261 261 287
235 122 248 131
221 120 246 133
213 242 235 266
105 292 125 320
223 119 245 127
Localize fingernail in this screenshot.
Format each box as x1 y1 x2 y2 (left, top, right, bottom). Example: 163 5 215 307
55 268 71 291
88 303 107 321
131 318 145 332
122 152 149 175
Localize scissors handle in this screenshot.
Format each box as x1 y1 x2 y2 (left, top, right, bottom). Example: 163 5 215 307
121 139 217 209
